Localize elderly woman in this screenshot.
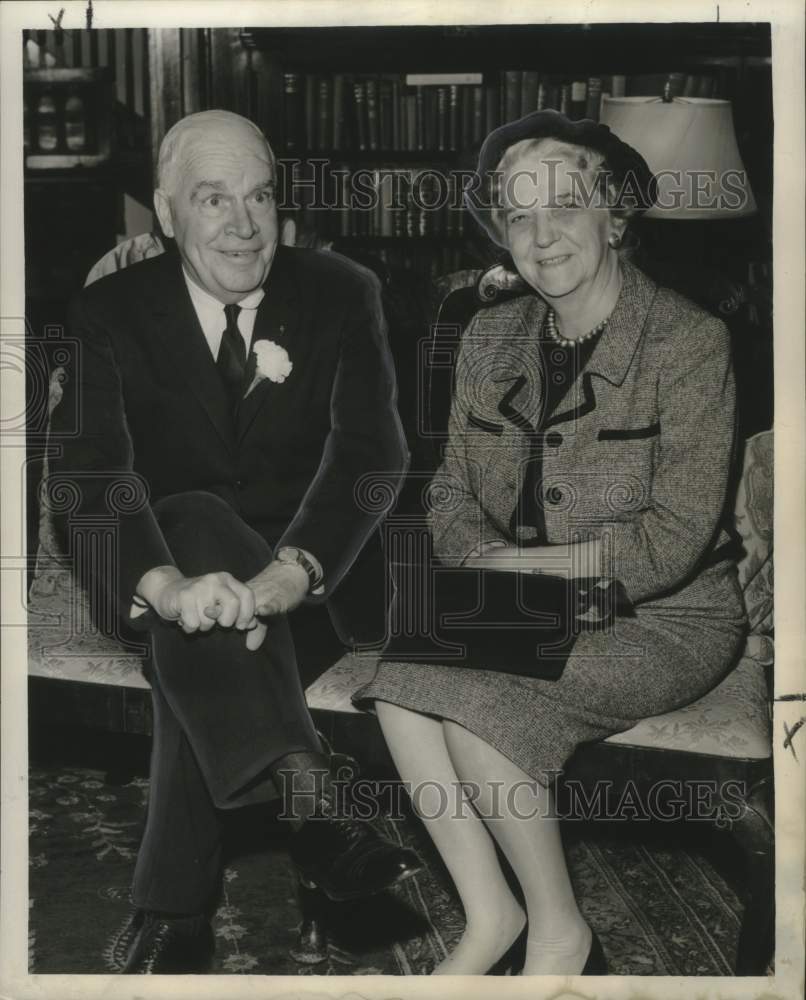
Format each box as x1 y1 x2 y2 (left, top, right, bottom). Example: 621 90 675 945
353 110 746 976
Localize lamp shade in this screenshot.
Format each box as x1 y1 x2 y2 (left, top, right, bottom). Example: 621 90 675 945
600 96 756 220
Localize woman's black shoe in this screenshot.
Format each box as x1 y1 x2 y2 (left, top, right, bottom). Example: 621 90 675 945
117 910 214 974
581 929 608 975
290 796 422 901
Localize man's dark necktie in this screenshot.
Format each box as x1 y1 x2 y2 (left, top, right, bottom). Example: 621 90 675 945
216 303 246 410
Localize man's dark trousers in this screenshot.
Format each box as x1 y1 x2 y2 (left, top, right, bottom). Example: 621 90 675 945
130 489 322 915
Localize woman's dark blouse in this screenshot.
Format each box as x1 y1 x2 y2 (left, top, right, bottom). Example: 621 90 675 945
510 325 601 541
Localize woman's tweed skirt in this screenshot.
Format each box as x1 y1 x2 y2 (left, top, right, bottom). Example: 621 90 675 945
352 594 746 784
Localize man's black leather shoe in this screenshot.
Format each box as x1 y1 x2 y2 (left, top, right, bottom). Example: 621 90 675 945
114 909 214 974
289 797 422 902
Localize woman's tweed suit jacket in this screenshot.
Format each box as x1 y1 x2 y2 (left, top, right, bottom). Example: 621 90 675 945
354 259 747 780
428 258 742 615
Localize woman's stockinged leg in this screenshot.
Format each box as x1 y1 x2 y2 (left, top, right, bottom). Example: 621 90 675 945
375 702 525 974
442 720 592 975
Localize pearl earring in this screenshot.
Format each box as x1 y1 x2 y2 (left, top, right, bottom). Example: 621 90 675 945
608 232 623 249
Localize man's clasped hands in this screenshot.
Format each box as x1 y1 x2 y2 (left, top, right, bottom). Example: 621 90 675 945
135 561 310 650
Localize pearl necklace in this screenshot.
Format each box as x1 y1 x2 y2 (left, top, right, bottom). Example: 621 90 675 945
545 308 609 348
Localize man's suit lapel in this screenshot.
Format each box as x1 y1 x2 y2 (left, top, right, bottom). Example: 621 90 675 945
237 246 303 442
148 256 236 451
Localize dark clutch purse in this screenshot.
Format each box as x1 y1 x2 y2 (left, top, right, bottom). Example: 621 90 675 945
379 563 634 681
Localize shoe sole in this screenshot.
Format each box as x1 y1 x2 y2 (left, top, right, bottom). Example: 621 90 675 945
103 914 143 972
300 860 423 902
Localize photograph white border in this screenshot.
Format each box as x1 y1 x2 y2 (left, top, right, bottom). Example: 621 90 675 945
2 2 803 998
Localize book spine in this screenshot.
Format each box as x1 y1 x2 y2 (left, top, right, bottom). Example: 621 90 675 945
405 169 416 237
471 84 484 146
610 74 626 98
340 168 350 238
380 79 392 150
504 70 522 123
415 86 425 151
536 79 548 111
425 88 438 150
379 169 395 237
365 78 379 151
405 72 483 86
521 70 539 116
461 84 473 149
332 74 344 151
305 74 316 150
559 82 571 115
585 76 602 120
448 85 459 152
317 77 331 151
391 79 401 151
437 86 448 153
353 81 367 151
570 79 586 119
405 92 416 152
283 72 301 152
392 169 406 238
485 81 499 134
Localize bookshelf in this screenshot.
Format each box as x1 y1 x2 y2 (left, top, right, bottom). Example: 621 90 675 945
236 23 772 280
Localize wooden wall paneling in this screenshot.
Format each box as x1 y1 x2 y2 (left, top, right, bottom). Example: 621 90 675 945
62 29 75 67
125 29 136 111
97 29 109 68
131 28 145 117
148 29 182 173
81 26 92 68
181 29 202 116
114 29 127 104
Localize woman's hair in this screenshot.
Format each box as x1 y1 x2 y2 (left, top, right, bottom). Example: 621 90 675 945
490 136 637 247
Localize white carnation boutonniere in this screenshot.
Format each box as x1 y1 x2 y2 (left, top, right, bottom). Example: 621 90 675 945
245 340 293 396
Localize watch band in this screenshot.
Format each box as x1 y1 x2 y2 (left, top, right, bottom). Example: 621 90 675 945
275 546 324 590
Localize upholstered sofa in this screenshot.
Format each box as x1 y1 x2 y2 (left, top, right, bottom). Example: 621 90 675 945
27 253 774 974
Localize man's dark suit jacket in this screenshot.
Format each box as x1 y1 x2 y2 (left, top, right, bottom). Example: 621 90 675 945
49 244 409 643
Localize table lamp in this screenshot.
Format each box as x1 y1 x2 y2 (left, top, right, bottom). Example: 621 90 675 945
600 96 756 220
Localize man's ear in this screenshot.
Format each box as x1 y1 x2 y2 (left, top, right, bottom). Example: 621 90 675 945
153 189 175 239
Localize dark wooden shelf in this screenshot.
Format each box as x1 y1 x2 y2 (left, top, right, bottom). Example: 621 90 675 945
279 149 474 164
241 23 771 75
332 235 466 246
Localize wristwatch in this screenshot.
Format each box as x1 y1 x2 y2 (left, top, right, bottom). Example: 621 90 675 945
275 546 324 591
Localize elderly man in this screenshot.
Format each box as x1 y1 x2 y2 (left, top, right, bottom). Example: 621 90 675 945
49 110 419 973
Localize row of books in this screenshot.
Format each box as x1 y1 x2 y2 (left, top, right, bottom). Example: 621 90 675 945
285 166 470 240
281 70 726 154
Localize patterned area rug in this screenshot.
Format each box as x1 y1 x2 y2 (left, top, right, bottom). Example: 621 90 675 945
28 763 745 976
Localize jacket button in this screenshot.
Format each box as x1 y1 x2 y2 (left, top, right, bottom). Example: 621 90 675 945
235 479 244 490
545 431 563 448
546 486 563 505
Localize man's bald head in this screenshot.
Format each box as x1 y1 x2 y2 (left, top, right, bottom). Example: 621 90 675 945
157 110 276 197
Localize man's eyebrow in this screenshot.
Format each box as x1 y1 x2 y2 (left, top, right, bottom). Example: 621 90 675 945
190 180 226 197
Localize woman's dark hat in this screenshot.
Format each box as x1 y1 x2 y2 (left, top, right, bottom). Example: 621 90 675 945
464 109 658 246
